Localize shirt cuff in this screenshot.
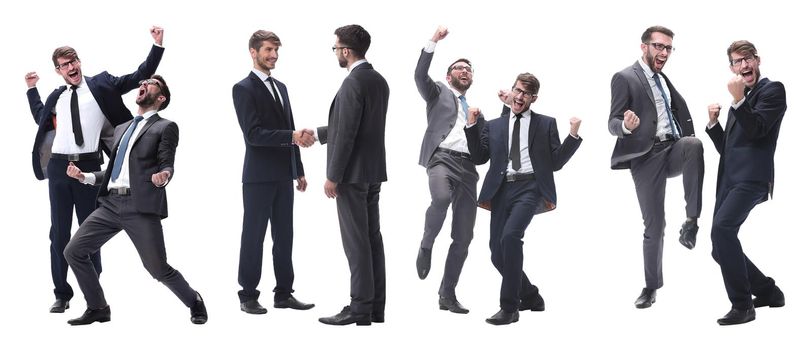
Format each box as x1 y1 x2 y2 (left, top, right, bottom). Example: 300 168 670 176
82 172 96 185
707 121 719 129
621 122 632 134
424 40 437 53
731 97 746 109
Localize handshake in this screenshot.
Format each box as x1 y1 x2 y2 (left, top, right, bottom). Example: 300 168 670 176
293 128 316 147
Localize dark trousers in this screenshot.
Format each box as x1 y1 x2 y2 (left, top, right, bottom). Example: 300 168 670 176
489 179 541 312
238 181 295 303
64 194 197 309
336 183 386 315
422 150 478 297
46 157 102 301
629 137 704 289
711 181 776 310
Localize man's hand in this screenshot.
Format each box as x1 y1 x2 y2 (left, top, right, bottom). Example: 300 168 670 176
24 72 39 88
728 75 746 102
151 26 164 46
708 103 722 126
66 162 85 182
296 176 307 192
431 26 449 43
324 179 338 199
570 117 582 137
467 107 481 126
623 110 640 131
151 170 170 187
293 129 315 147
498 89 511 104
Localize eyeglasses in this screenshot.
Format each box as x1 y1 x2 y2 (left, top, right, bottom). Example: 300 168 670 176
139 78 163 92
647 42 674 53
56 58 79 70
451 65 473 73
332 46 354 52
730 55 758 67
512 87 536 98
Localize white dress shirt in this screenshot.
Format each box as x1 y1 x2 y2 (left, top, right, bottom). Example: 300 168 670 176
506 109 534 175
52 77 105 154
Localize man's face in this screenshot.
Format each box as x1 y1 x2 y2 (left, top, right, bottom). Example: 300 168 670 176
641 32 673 73
135 79 164 108
334 37 349 68
729 52 761 87
55 56 82 86
446 61 473 92
251 40 279 72
510 80 537 115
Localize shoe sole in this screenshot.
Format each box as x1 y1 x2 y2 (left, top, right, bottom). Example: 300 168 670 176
439 305 470 314
241 309 268 314
635 299 655 309
68 317 110 326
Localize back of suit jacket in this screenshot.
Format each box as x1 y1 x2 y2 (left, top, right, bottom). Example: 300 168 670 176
608 61 694 169
319 62 389 184
233 73 305 183
706 78 786 196
94 115 178 218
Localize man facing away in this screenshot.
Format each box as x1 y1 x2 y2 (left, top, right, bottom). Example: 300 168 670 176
608 25 704 309
414 25 479 314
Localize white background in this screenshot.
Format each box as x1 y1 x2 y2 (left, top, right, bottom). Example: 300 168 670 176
1 0 808 348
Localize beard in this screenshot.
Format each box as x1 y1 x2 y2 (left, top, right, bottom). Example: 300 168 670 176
449 75 471 92
136 92 158 107
338 55 348 68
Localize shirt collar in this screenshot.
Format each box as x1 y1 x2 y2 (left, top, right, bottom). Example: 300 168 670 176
251 68 271 81
349 59 368 72
638 57 656 78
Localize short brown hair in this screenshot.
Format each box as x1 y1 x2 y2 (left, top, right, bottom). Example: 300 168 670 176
446 58 472 75
514 73 540 95
249 30 281 51
151 74 171 111
334 24 371 58
727 40 758 63
641 26 674 43
52 46 79 67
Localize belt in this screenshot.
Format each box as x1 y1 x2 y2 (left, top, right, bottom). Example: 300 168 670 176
505 172 534 182
51 151 102 162
655 134 677 143
108 187 131 195
436 148 471 160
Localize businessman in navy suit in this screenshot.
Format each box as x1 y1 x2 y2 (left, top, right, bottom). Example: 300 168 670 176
232 30 315 315
24 27 165 313
706 40 786 326
465 73 581 325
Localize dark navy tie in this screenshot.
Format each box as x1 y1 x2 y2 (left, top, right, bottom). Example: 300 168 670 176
652 73 680 138
111 116 144 182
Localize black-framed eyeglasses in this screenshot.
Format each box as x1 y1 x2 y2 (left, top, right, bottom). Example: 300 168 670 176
730 55 758 67
139 78 163 92
56 58 79 70
451 65 473 73
512 87 536 98
332 46 354 52
647 42 674 53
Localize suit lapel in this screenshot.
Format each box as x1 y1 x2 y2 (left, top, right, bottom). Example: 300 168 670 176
249 73 285 119
528 112 539 149
84 75 107 117
133 115 160 145
633 62 656 106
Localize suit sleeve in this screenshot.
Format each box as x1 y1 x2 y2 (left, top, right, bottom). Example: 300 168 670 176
107 44 165 94
288 101 305 177
464 117 489 165
705 123 725 154
158 122 179 182
415 49 441 103
326 79 364 183
732 82 787 140
233 83 294 147
608 72 630 137
549 119 582 171
26 88 45 124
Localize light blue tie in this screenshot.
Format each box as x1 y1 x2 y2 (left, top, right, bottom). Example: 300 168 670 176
459 95 469 117
652 73 680 138
111 116 144 182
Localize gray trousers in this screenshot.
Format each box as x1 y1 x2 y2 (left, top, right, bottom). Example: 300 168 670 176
421 150 478 298
64 194 197 309
629 137 704 289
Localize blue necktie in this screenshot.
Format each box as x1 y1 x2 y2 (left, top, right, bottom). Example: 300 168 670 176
652 73 680 138
459 95 469 118
111 115 144 182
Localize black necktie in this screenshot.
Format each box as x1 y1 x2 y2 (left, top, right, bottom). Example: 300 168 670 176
510 115 522 171
267 77 284 113
70 85 84 146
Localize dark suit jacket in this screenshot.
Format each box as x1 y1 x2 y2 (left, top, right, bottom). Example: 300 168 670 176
25 44 165 180
608 61 694 169
465 108 582 214
317 62 389 184
706 78 786 199
89 115 177 219
232 73 304 183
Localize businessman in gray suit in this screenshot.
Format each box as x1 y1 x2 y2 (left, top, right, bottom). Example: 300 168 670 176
316 24 390 326
608 26 704 309
413 26 482 314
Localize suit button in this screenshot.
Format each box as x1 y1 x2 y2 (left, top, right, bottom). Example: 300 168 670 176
449 124 454 128
441 135 446 140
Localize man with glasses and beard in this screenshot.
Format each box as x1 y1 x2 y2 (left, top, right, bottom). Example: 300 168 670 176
608 26 704 309
63 75 207 326
413 25 483 314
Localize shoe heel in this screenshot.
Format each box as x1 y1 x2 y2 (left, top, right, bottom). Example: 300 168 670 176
355 320 371 326
99 317 111 323
439 305 448 310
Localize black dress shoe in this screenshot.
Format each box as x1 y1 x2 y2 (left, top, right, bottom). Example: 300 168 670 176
68 306 111 326
485 309 519 325
50 299 70 313
274 296 315 310
519 294 545 312
416 248 432 280
754 286 785 308
318 306 371 326
439 296 469 314
240 300 268 314
371 312 384 323
717 306 755 325
679 219 699 250
635 288 656 309
190 292 208 325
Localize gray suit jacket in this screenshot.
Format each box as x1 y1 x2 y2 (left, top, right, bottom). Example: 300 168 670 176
414 49 483 167
317 62 389 184
608 61 695 169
